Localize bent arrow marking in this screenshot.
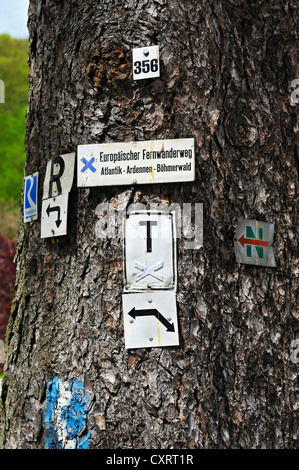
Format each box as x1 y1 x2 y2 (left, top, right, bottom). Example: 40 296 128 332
46 204 62 228
128 307 175 332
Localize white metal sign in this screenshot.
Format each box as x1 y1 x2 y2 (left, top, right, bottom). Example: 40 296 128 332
133 45 160 80
234 219 276 267
43 153 75 199
41 193 69 238
122 291 179 349
41 153 75 239
124 211 176 292
77 138 194 187
24 172 38 222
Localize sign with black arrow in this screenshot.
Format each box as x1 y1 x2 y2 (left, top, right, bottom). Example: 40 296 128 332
122 292 179 349
46 203 62 228
128 307 175 332
41 194 69 238
41 153 75 239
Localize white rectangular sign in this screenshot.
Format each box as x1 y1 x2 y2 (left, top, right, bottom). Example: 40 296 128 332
24 172 38 222
122 291 179 349
42 153 75 200
133 45 160 80
41 193 69 239
77 138 195 187
124 211 176 292
41 153 75 238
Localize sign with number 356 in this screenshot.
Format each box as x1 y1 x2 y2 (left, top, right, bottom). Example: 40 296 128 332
133 45 160 80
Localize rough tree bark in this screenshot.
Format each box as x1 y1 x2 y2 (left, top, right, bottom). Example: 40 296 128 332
0 0 298 449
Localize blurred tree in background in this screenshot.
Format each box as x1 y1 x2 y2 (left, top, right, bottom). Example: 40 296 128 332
0 35 28 356
0 34 29 237
0 234 16 342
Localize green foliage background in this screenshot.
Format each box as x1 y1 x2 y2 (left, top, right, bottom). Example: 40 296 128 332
0 34 29 236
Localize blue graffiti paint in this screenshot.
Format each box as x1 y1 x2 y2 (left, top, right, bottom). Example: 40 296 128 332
78 432 90 449
45 376 62 449
45 377 90 449
61 380 89 445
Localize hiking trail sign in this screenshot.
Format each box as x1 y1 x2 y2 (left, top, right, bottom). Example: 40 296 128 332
41 153 75 238
122 210 179 349
122 291 179 349
234 219 276 267
24 172 39 223
123 210 177 292
77 138 194 187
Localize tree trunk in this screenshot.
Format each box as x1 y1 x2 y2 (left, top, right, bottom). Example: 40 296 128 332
0 0 298 449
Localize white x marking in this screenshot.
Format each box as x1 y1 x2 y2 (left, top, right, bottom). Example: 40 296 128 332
135 260 164 282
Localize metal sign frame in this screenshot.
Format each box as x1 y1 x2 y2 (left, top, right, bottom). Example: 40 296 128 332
122 291 179 349
123 210 177 292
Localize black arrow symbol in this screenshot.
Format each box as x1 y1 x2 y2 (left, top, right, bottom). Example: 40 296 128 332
128 307 175 332
46 204 62 228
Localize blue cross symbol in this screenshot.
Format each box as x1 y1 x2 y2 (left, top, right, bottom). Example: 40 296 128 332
81 157 96 173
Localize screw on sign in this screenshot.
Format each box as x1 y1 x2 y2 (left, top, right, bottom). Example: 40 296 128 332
234 219 276 267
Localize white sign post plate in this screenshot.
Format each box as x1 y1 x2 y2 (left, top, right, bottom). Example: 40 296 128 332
41 193 69 238
133 45 160 80
42 153 75 200
77 138 195 187
124 211 176 292
122 291 179 349
24 172 38 222
41 153 75 239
